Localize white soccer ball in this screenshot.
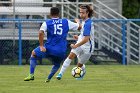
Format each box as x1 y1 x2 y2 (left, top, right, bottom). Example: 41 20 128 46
71 67 84 78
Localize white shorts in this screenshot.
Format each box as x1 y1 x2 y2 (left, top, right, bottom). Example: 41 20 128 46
71 47 92 64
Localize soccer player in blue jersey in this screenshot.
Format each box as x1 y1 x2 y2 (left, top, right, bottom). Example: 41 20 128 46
56 5 94 80
24 7 81 82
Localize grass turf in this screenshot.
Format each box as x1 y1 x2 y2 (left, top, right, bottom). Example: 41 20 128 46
0 65 140 93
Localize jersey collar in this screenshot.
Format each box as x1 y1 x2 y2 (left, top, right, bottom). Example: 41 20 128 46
51 18 59 19
85 18 90 23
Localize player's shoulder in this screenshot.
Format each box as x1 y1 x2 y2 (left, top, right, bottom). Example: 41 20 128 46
59 18 69 25
85 18 92 23
84 19 92 26
45 19 52 24
61 18 69 22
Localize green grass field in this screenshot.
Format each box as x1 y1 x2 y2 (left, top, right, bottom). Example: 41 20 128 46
0 65 140 93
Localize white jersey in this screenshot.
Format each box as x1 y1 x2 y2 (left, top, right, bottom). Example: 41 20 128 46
76 18 94 53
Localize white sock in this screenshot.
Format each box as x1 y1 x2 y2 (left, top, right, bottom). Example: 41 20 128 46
81 64 86 73
59 58 72 75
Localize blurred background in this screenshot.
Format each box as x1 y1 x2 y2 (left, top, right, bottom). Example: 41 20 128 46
0 0 139 65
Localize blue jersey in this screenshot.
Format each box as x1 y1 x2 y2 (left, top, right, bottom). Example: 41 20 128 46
39 18 79 58
46 18 68 46
45 19 68 57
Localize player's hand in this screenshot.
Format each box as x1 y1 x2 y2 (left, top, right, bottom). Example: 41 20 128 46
73 35 78 40
40 46 46 52
70 44 78 49
74 18 80 23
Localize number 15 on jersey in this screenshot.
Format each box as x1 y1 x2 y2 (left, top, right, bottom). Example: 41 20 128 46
54 24 63 35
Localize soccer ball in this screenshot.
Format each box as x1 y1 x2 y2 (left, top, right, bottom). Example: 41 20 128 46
71 67 84 78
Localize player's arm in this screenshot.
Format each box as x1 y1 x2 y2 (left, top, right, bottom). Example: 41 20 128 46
39 30 44 46
68 19 82 31
74 18 82 30
39 22 47 52
68 19 82 40
71 22 91 49
73 35 78 40
71 36 90 48
39 30 46 52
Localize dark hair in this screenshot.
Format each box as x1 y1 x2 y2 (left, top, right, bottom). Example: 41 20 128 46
50 7 60 16
80 5 93 18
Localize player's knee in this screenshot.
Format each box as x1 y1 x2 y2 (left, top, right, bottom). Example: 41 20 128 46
30 51 37 60
31 50 36 57
68 52 76 59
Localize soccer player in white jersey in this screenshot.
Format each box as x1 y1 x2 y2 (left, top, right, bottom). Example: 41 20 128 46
56 4 94 80
24 7 81 82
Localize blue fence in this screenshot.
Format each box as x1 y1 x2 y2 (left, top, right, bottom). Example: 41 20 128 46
0 19 140 65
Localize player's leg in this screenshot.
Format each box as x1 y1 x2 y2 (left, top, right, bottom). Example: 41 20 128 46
56 52 76 80
56 47 83 80
24 47 46 81
45 56 63 82
24 51 37 81
77 63 85 72
76 53 91 80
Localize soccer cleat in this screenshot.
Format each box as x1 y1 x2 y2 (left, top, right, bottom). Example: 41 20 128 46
76 77 83 80
56 73 62 80
45 79 50 83
24 74 34 81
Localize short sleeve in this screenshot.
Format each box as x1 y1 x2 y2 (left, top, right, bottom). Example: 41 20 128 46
39 22 47 33
67 20 79 30
83 22 91 36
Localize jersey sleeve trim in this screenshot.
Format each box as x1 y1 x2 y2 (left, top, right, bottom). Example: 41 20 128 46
39 22 47 33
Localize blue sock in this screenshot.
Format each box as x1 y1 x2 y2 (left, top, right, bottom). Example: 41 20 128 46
48 63 60 80
30 57 37 74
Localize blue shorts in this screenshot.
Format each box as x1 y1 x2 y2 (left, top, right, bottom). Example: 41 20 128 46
34 46 48 58
33 45 66 63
